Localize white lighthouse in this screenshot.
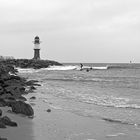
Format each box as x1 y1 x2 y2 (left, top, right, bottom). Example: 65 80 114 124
33 36 41 60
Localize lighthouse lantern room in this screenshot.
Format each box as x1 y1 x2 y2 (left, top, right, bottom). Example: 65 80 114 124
33 36 41 60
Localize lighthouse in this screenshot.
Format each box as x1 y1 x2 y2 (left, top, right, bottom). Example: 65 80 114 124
33 36 41 60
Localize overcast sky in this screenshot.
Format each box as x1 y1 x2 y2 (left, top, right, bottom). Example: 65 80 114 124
0 0 140 63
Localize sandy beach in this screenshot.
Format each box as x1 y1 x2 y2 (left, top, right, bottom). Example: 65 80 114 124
1 84 140 140
0 96 110 140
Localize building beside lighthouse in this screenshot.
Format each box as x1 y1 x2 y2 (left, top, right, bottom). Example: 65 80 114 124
33 36 41 60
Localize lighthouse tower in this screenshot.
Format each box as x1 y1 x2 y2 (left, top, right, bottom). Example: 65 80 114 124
33 36 41 60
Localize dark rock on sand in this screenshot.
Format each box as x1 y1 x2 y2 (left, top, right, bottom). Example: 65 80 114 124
46 109 51 112
26 86 37 93
1 116 17 127
9 101 34 116
26 80 39 86
30 96 36 100
0 121 6 128
30 86 36 90
0 109 2 116
0 137 7 140
17 96 27 101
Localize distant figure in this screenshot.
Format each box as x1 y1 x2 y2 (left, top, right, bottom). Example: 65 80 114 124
80 63 83 70
86 69 89 72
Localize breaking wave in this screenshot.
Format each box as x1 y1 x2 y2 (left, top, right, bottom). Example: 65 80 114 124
45 64 140 71
51 89 140 110
77 94 140 110
16 64 140 72
16 68 36 73
44 65 77 70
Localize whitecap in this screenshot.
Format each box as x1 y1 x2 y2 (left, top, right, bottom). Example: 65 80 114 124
16 67 36 73
42 65 78 71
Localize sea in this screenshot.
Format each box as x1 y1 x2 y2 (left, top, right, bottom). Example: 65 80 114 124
18 63 140 140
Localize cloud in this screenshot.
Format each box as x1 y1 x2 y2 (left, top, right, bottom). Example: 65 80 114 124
97 10 140 32
0 0 140 62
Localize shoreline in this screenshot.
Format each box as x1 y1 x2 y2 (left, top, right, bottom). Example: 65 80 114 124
0 92 112 140
1 82 140 140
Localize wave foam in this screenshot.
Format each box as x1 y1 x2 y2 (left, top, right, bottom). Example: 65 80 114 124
16 68 36 73
92 66 108 70
44 65 78 71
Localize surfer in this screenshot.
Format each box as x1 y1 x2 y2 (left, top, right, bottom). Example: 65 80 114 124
80 63 83 71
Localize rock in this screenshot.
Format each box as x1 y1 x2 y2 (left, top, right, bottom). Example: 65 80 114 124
0 86 4 95
0 109 2 116
0 121 6 128
0 98 7 107
26 80 41 87
30 96 36 100
0 74 10 81
9 75 21 80
0 94 15 101
0 137 7 140
17 96 27 101
6 96 15 101
26 80 39 86
46 109 51 112
9 101 34 116
33 83 41 86
1 116 17 127
27 86 36 93
5 85 23 96
30 86 36 90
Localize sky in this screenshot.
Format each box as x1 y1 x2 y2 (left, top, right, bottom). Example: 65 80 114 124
0 0 140 63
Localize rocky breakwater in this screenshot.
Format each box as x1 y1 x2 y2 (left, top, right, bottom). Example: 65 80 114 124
0 63 40 139
0 59 62 69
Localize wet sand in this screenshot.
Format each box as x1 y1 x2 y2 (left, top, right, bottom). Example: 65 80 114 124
0 107 34 140
1 91 140 140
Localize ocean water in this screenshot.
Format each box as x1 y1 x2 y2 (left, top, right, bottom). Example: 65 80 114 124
18 63 140 139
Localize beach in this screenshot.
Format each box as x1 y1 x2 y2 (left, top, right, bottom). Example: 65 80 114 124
1 85 140 140
1 63 140 140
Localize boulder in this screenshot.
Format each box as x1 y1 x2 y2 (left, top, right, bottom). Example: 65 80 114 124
30 86 36 90
4 85 25 96
26 86 36 93
0 121 6 128
9 75 21 80
0 98 7 107
0 137 7 140
1 116 17 127
0 86 4 95
0 109 2 116
17 96 27 101
30 96 36 100
9 101 34 116
5 96 16 101
46 109 51 113
0 94 15 100
26 80 39 86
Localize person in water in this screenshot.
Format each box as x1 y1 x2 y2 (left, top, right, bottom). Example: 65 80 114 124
80 63 83 70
